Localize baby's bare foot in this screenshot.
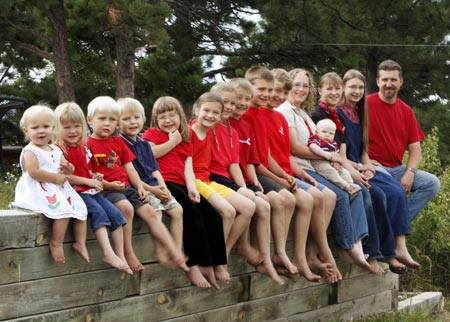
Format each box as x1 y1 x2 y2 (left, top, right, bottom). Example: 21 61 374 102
49 240 65 264
72 242 90 263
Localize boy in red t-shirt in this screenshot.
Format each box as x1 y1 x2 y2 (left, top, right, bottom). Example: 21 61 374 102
243 66 320 282
86 96 187 272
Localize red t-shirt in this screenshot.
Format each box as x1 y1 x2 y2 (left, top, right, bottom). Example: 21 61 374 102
87 136 135 186
242 106 269 167
367 93 425 167
260 108 294 175
229 117 260 182
210 123 240 179
62 144 93 192
190 127 213 182
142 128 192 186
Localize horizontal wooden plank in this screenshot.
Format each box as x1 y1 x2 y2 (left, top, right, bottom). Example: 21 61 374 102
338 270 398 303
0 269 139 320
165 283 329 322
7 275 250 322
0 234 153 285
288 289 394 322
0 210 39 250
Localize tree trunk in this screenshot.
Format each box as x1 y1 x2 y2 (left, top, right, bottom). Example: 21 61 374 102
115 27 135 98
47 0 75 103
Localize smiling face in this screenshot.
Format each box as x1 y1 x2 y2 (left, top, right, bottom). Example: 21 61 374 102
289 72 310 108
318 81 343 109
155 110 181 134
195 101 222 129
119 112 144 140
220 91 237 120
268 80 287 109
88 112 119 139
251 78 273 108
232 87 252 119
23 114 55 147
376 69 403 103
344 77 365 106
60 121 83 147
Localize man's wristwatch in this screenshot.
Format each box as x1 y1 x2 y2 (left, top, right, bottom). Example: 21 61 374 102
407 167 417 175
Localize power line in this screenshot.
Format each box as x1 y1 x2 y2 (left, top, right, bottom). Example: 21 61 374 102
302 43 449 48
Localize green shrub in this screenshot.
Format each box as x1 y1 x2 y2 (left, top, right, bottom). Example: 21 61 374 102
401 127 450 296
0 163 20 209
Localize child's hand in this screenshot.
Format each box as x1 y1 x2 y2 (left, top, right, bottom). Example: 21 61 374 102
169 130 182 145
137 187 148 201
87 178 103 191
329 152 342 164
92 172 104 181
59 160 74 175
188 188 200 203
110 181 125 191
55 173 67 186
284 174 297 192
331 161 343 171
152 185 171 202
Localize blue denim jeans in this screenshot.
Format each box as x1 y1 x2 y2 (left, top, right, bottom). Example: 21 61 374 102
306 169 368 250
79 193 126 231
375 166 440 221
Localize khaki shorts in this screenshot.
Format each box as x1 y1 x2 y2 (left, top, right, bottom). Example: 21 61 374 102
195 179 234 200
147 192 180 212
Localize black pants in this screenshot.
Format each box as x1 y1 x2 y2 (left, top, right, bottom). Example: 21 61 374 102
166 181 227 267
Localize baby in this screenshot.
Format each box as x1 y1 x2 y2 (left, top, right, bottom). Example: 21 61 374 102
309 119 361 198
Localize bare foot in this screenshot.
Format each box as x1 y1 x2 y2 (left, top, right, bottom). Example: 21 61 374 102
103 253 133 274
236 243 264 266
214 265 231 284
396 249 421 269
292 257 322 283
307 255 333 277
199 266 220 289
125 252 144 271
186 266 211 288
154 242 189 272
72 242 90 263
272 252 298 275
368 259 385 275
339 244 371 271
381 257 406 270
256 258 285 285
49 240 65 264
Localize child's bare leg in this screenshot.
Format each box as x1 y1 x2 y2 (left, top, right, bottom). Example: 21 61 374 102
136 204 188 271
269 190 298 275
50 218 70 264
95 226 132 274
72 219 90 263
395 235 420 268
164 206 183 251
306 187 341 283
115 200 144 271
252 196 284 285
291 190 321 283
207 193 236 241
200 266 221 289
186 265 211 288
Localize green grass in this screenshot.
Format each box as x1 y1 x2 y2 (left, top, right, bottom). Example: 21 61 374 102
0 163 20 209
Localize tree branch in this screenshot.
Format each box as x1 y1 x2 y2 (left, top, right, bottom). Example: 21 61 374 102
16 42 53 61
0 65 11 83
3 16 52 44
202 64 244 78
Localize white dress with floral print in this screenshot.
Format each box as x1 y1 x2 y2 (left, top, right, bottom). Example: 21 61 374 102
12 144 87 220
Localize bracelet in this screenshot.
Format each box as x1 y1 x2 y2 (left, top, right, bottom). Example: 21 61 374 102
407 167 417 175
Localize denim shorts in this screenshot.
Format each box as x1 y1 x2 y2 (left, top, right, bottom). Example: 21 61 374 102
101 186 145 210
79 192 126 231
295 177 326 191
257 175 284 193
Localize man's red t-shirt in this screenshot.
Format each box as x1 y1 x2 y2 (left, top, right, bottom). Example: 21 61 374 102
367 93 424 167
142 128 192 186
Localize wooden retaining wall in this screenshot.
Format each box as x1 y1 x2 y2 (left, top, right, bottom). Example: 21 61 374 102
0 209 398 322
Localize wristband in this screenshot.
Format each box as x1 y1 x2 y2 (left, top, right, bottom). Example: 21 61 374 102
407 167 417 175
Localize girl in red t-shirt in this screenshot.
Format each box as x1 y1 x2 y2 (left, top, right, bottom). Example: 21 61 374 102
143 96 227 289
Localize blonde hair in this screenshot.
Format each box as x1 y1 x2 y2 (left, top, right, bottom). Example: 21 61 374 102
151 96 190 142
87 96 119 119
271 68 292 91
288 68 316 111
20 105 55 142
193 92 224 150
245 65 274 85
316 118 336 132
342 69 369 153
117 97 146 122
54 102 88 149
228 78 253 96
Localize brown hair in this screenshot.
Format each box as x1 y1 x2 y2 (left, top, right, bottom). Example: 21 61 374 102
151 96 190 142
289 68 316 111
245 65 274 85
210 83 236 148
377 59 403 78
271 68 293 91
317 72 344 106
193 92 224 150
342 69 369 152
